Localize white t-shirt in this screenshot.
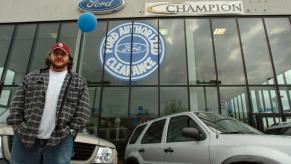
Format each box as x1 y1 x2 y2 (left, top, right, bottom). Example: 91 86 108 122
37 70 67 139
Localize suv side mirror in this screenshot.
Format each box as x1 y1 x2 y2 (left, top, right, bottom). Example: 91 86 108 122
182 127 202 140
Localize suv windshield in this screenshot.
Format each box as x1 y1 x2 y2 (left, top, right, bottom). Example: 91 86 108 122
195 112 262 134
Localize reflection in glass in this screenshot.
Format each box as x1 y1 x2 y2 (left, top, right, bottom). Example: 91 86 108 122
265 18 291 84
99 87 129 161
159 19 187 85
238 18 274 84
5 24 36 85
103 21 132 85
160 87 188 116
279 87 291 113
0 87 16 124
131 20 159 85
130 87 158 128
87 87 101 135
29 23 59 71
212 19 245 84
80 21 107 84
220 87 248 123
99 87 128 140
250 87 278 114
186 19 216 85
0 25 14 79
58 22 78 59
189 87 218 113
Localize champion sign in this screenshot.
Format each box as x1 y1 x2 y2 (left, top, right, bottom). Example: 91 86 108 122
100 22 165 81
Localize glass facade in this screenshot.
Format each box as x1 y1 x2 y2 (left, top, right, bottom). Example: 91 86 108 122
1 17 291 160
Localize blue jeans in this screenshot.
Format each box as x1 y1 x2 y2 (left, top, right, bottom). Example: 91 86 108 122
11 134 73 164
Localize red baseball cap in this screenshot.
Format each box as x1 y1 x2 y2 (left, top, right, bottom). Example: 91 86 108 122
51 42 71 56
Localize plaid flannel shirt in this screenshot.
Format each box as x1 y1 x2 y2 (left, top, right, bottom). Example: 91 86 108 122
7 68 90 147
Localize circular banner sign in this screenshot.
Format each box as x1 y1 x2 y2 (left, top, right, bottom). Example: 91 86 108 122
100 22 165 81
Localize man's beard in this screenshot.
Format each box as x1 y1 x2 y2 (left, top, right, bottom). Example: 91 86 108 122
50 60 69 70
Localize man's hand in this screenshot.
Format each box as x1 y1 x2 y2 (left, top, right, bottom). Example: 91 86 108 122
70 129 77 140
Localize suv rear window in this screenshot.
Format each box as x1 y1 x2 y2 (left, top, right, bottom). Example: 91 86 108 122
141 119 166 144
129 124 146 144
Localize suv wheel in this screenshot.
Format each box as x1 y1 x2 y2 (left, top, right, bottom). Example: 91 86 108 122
125 158 139 164
230 162 261 164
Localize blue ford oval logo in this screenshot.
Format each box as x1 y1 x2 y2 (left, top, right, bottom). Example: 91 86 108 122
99 22 165 81
78 0 125 14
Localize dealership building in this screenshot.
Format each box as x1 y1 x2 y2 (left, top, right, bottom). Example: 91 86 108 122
1 0 291 159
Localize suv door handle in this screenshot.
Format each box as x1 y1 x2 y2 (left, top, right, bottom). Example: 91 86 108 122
138 148 145 153
164 147 174 153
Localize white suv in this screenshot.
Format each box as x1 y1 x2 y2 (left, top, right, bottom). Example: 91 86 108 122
125 112 291 164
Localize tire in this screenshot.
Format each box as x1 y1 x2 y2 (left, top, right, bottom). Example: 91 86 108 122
230 162 261 164
125 158 139 164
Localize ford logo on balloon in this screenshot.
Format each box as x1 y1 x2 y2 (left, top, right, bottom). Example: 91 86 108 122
78 0 125 14
99 22 165 81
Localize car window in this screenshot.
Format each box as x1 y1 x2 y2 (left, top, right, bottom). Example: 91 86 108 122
167 115 198 142
129 124 146 144
141 119 166 144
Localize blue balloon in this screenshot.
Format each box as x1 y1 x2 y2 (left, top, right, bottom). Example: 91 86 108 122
77 12 97 32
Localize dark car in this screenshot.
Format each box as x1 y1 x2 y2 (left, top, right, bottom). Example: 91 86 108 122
265 122 291 136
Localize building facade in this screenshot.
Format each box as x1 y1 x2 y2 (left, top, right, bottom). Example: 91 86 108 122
1 0 291 160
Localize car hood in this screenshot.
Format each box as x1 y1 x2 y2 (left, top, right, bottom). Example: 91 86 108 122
75 133 115 148
0 124 115 149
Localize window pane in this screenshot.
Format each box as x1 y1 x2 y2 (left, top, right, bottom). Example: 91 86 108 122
130 87 158 128
99 87 128 134
250 87 279 114
58 22 78 59
87 87 101 135
160 87 188 116
98 87 129 160
186 19 216 85
103 20 132 84
0 25 14 79
265 18 291 85
141 119 166 144
5 24 36 85
0 87 17 124
279 87 291 113
220 87 249 123
212 19 245 85
238 18 274 84
190 87 218 113
80 21 107 84
130 20 159 85
98 87 129 158
160 19 187 85
29 23 59 71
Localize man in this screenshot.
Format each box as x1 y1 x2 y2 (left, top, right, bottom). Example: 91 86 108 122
7 42 90 164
